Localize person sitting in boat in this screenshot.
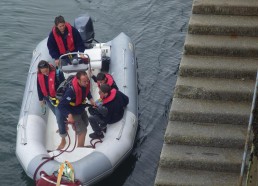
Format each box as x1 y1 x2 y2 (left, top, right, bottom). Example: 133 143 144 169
47 15 87 67
88 84 129 139
92 72 119 90
58 71 95 148
37 60 67 150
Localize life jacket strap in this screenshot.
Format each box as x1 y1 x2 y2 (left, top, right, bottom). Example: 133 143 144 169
69 99 87 106
48 96 60 107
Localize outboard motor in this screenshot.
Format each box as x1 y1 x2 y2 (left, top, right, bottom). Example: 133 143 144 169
74 15 95 48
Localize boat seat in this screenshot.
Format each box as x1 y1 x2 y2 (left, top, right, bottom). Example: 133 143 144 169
84 48 102 69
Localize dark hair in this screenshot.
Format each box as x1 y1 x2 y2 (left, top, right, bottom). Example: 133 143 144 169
96 72 106 81
54 15 65 26
76 71 87 79
38 60 49 69
100 84 111 94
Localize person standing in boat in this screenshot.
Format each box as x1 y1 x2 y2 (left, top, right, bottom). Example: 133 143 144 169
58 71 95 147
37 60 67 150
47 15 86 67
88 84 129 139
92 72 119 90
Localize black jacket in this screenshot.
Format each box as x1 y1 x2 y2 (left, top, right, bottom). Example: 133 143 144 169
99 90 129 124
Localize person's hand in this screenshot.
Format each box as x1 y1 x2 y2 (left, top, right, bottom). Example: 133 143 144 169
71 124 76 131
55 59 59 67
90 99 96 108
80 54 89 63
65 115 75 131
40 100 45 107
89 68 93 76
40 100 46 115
79 54 85 58
67 114 75 124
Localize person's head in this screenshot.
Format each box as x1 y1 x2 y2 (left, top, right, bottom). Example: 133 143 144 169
99 84 111 99
76 71 89 87
54 15 66 34
38 60 50 75
96 72 107 85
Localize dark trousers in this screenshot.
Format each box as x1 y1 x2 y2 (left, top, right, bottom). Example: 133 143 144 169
88 115 106 133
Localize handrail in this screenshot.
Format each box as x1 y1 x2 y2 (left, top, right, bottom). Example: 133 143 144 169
239 71 258 186
122 48 127 94
59 51 86 61
116 48 127 141
20 52 41 144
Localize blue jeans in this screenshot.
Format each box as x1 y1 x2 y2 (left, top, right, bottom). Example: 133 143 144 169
44 97 67 137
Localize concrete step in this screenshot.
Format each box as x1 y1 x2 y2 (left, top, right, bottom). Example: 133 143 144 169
192 0 258 16
154 167 240 186
170 98 251 124
174 76 255 102
184 34 258 57
189 14 258 36
159 144 243 172
179 55 257 80
164 121 247 148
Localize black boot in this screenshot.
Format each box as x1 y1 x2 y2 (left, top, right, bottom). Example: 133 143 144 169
101 127 107 133
100 124 107 133
89 131 104 139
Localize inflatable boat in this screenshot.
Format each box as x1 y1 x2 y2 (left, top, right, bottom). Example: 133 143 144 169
16 15 138 185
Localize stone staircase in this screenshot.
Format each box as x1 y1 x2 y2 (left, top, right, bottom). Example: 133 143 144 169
155 0 258 185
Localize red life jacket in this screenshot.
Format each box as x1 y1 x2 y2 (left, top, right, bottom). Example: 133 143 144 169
38 65 56 97
97 73 114 88
71 77 90 106
103 89 117 104
52 22 75 55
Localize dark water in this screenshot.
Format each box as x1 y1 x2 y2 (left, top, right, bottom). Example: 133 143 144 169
0 0 192 185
